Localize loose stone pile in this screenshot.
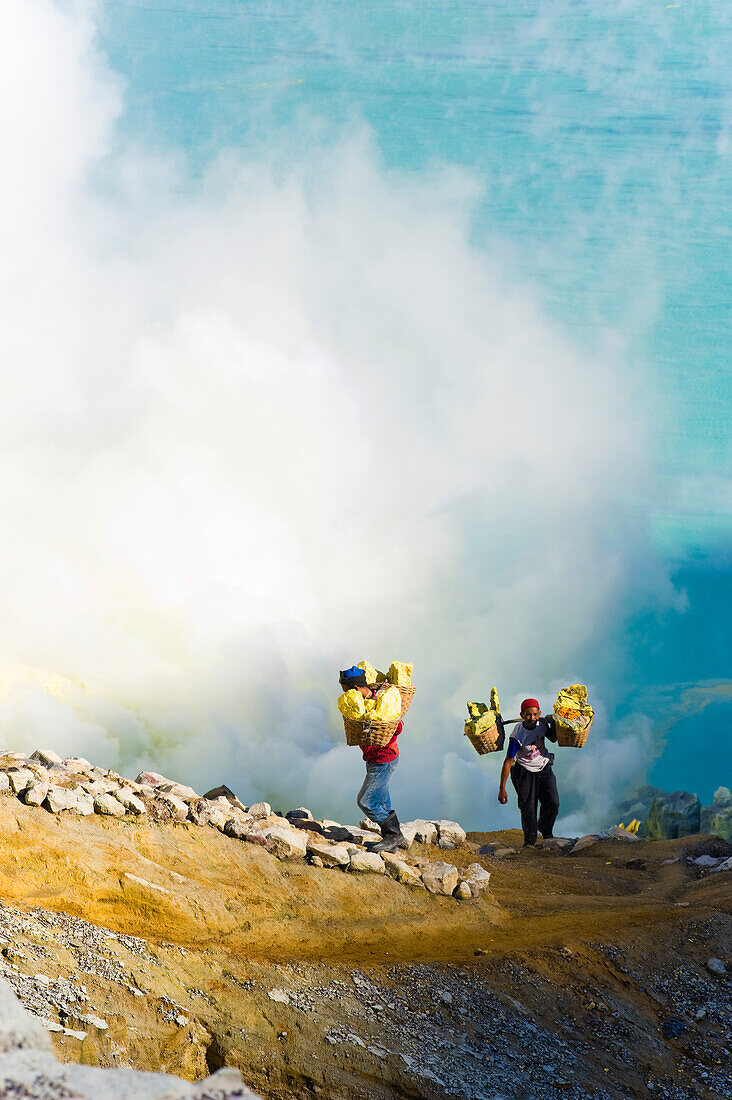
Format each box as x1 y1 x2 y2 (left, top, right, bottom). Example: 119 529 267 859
0 751 491 903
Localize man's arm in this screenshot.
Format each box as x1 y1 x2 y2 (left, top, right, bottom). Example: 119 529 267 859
498 738 519 803
543 715 557 743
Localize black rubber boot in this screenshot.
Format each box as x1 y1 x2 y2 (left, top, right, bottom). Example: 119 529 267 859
370 811 404 854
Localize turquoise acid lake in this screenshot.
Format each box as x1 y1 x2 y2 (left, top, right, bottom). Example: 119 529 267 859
99 0 730 802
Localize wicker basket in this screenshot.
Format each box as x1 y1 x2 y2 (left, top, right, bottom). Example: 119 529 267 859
555 715 593 748
465 722 503 756
368 683 416 718
343 716 400 748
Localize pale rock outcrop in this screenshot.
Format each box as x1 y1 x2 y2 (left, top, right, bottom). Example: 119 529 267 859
453 881 473 900
435 820 466 849
115 788 146 816
347 826 377 845
248 802 272 819
359 818 381 834
381 853 423 887
306 838 350 868
29 749 63 767
8 769 35 795
459 863 491 897
44 786 94 815
224 818 266 846
63 757 93 773
572 834 601 852
0 772 10 793
263 826 308 860
400 820 438 846
94 793 126 819
604 825 640 842
421 861 459 896
349 851 385 874
159 782 198 801
23 782 49 807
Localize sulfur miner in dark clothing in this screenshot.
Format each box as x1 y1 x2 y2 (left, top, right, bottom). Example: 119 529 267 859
498 697 559 847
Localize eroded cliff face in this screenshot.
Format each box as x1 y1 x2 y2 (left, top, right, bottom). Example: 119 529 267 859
0 769 730 1100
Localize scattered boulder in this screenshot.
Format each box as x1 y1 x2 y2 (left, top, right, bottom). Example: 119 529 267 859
44 786 94 815
306 838 350 868
706 957 726 977
645 791 701 841
7 768 35 795
248 802 272 820
28 749 63 767
224 818 266 846
263 826 308 860
0 773 9 793
349 850 385 874
93 793 126 819
700 787 732 841
453 881 473 901
381 853 423 887
435 820 466 849
359 819 381 834
604 826 640 843
400 820 438 846
572 834 601 852
286 808 313 823
541 837 573 851
421 861 459 896
459 863 491 897
63 757 93 773
159 782 198 801
202 784 247 812
135 771 170 787
22 781 49 807
711 856 732 873
115 788 146 816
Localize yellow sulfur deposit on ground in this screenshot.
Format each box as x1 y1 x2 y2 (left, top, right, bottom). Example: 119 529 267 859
337 689 366 720
388 662 413 687
554 684 594 731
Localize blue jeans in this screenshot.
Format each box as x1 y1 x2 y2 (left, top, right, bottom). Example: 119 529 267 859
357 759 398 823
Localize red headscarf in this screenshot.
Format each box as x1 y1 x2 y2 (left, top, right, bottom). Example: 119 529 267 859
520 698 540 713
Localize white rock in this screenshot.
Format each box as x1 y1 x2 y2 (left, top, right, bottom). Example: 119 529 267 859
63 757 93 773
22 782 49 807
267 989 290 1004
155 793 189 821
434 820 466 849
305 838 350 868
359 819 381 834
711 856 732 873
0 773 9 793
381 854 423 888
460 863 492 896
94 793 126 819
347 827 376 845
453 881 473 900
159 782 198 801
44 787 95 815
263 826 307 860
208 807 231 831
400 820 438 846
309 856 324 868
7 769 35 795
135 770 170 787
349 851 385 874
115 789 146 816
28 749 63 767
421 861 459 896
248 802 272 819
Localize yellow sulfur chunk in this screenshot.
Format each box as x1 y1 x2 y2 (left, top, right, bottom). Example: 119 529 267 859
490 686 500 713
372 685 401 722
337 689 366 720
387 661 413 687
464 709 497 738
357 660 378 684
554 684 593 731
467 700 490 719
364 697 377 715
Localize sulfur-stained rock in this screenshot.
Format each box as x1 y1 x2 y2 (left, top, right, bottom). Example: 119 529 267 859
435 821 466 849
94 793 126 819
306 837 350 868
22 781 49 807
263 826 308 860
453 881 473 900
349 850 385 874
421 861 459 896
44 786 94 815
224 818 266 846
63 757 93 773
0 773 10 793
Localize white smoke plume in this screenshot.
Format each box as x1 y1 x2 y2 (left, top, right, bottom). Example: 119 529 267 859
0 1 675 829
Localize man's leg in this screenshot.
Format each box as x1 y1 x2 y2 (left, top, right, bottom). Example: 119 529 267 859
511 764 539 846
537 766 559 839
357 762 393 823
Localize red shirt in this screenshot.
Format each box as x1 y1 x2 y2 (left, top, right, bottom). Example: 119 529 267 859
361 720 403 764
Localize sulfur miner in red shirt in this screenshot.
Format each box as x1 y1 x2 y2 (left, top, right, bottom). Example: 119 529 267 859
339 666 405 854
